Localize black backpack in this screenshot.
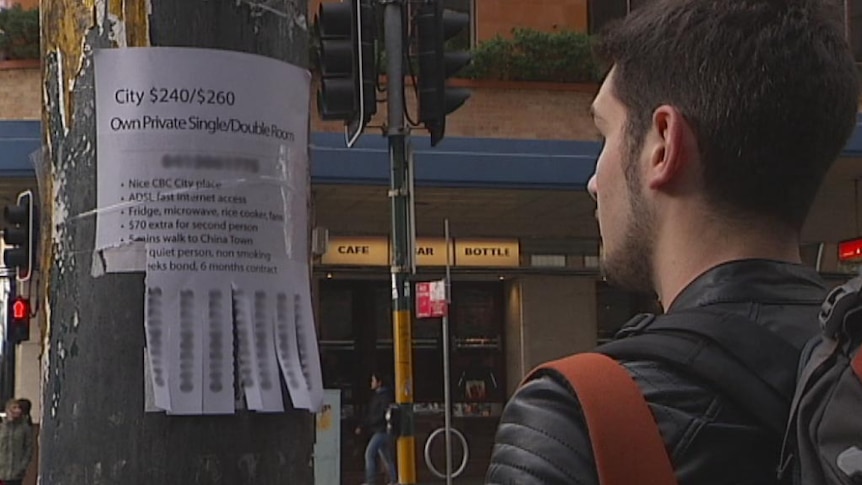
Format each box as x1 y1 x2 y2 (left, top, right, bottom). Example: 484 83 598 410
595 277 862 485
779 278 862 484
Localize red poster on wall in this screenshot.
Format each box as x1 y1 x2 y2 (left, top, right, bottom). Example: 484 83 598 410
416 280 447 318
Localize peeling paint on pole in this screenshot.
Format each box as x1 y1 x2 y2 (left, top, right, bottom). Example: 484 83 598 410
40 0 151 349
42 0 150 129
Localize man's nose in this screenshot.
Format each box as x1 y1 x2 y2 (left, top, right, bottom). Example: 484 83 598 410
587 175 598 201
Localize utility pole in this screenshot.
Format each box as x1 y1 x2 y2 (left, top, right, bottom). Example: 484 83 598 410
384 1 418 483
39 1 313 483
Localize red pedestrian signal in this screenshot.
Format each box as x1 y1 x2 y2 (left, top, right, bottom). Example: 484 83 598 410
11 297 29 321
8 296 30 344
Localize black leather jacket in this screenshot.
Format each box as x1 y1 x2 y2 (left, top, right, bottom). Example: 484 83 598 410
363 386 394 433
486 260 827 485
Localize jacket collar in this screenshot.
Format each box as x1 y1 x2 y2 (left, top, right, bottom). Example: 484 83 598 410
667 259 827 313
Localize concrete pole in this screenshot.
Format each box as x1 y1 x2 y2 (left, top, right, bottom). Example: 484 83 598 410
38 1 314 483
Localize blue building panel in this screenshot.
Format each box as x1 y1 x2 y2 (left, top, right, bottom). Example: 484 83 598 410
845 114 862 156
0 120 41 177
310 132 600 189
3 118 862 188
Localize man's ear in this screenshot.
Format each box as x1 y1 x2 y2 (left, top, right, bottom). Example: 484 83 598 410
645 105 695 190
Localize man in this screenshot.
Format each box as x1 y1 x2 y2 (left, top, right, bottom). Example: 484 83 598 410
486 0 859 484
355 372 396 485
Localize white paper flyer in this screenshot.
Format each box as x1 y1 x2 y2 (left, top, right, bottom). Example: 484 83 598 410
94 47 323 414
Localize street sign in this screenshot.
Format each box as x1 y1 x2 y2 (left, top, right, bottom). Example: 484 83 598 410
416 280 447 318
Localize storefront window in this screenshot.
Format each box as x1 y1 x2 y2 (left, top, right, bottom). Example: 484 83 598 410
318 278 506 417
318 286 353 342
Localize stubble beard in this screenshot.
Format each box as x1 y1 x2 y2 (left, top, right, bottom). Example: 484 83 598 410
600 149 656 294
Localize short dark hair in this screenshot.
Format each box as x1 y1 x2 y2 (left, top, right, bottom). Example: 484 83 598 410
595 0 859 230
371 371 389 386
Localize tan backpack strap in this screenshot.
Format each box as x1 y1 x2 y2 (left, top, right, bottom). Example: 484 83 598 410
530 352 678 485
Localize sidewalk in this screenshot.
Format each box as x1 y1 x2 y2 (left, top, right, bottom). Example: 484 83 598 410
409 481 484 485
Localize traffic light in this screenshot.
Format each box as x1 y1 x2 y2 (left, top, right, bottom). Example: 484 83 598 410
3 190 36 281
317 0 377 146
8 296 30 344
416 0 472 146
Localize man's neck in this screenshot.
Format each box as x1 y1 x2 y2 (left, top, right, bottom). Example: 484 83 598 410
653 215 801 309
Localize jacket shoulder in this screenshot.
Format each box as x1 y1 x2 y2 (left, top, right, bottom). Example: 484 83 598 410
486 372 599 485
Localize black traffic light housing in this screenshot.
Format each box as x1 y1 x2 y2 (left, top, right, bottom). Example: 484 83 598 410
7 296 30 344
3 190 36 282
317 0 377 146
416 0 472 146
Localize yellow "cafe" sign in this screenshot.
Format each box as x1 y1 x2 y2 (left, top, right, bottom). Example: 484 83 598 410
320 236 389 266
321 236 520 268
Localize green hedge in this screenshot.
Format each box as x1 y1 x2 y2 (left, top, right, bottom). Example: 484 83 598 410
0 5 39 60
463 28 600 83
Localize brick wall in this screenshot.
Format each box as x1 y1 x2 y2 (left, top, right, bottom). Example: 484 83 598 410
0 62 40 120
475 0 588 41
0 54 602 142
4 0 37 9
312 79 602 141
310 0 588 40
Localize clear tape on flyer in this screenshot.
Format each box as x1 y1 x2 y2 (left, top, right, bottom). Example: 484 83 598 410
45 172 296 276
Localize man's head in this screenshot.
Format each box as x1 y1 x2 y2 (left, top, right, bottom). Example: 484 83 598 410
371 372 386 390
4 399 21 421
16 398 31 416
588 0 859 293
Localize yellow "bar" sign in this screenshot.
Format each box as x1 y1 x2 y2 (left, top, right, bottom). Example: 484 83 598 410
414 238 451 266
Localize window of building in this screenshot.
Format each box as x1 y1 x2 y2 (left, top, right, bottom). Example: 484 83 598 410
846 0 862 62
588 0 652 34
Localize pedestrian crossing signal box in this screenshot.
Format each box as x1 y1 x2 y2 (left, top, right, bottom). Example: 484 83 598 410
8 296 30 344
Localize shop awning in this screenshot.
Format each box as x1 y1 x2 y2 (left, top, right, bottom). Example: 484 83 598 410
310 132 601 189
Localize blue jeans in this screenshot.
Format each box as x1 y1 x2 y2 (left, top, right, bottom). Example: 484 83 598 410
364 431 396 484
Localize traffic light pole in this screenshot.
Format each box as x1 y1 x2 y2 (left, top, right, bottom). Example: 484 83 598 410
384 1 417 483
40 1 313 483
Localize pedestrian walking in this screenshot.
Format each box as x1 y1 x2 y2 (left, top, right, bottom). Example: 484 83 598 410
355 372 397 485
